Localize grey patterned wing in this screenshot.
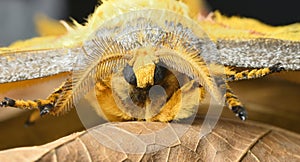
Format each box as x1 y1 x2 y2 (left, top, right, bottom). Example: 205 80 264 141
211 38 300 70
0 47 83 83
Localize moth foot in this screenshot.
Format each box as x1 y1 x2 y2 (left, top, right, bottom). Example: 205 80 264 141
39 104 53 116
270 63 284 73
0 97 15 107
232 106 247 121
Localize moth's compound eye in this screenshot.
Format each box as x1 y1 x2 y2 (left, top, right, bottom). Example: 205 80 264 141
154 65 166 84
123 64 137 86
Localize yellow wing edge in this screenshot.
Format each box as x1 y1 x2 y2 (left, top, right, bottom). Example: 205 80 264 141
0 0 299 53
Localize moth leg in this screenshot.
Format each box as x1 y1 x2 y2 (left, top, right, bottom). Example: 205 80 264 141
25 110 40 126
226 63 284 81
149 80 205 122
0 97 55 115
224 82 247 120
213 76 247 120
0 80 66 117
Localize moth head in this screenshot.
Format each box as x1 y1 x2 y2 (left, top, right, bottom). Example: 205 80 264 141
123 48 163 88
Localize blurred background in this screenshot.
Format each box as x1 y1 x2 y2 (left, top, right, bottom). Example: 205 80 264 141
206 0 300 26
0 0 299 46
0 0 97 46
0 0 299 151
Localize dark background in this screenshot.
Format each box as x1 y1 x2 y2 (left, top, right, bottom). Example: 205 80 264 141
65 0 98 24
206 0 300 26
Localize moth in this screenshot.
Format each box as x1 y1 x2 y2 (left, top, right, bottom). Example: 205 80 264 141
0 0 298 124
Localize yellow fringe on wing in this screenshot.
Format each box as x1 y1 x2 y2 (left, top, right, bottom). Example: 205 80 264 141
1 0 299 53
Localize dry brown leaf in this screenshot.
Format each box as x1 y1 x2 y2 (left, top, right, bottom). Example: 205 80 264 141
0 117 299 161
